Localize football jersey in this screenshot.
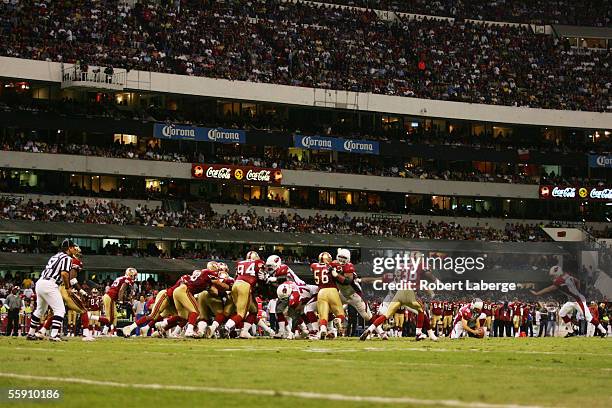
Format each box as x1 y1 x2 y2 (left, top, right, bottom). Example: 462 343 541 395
183 269 218 295
443 301 454 316
330 261 362 297
87 295 102 311
553 273 585 302
311 263 337 289
453 305 478 326
482 302 493 316
235 259 265 286
287 282 318 308
274 264 305 285
431 301 444 315
106 276 134 301
510 302 523 318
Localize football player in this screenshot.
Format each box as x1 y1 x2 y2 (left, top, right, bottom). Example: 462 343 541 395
312 251 345 339
103 267 137 334
275 281 319 339
264 255 305 285
169 264 221 337
197 263 236 337
531 265 607 338
360 285 424 341
264 255 305 338
332 248 374 325
86 288 102 336
430 299 444 336
224 251 266 335
450 299 485 339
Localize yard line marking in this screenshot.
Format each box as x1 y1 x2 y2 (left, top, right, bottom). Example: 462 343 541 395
0 372 549 408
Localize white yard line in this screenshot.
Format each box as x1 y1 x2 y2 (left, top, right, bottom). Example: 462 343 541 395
0 372 548 408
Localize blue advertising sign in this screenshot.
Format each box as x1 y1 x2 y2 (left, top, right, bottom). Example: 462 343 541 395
589 154 612 168
292 135 379 155
154 123 246 144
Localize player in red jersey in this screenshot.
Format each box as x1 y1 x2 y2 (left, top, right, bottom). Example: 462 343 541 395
442 300 454 337
430 300 444 336
531 265 607 338
450 299 485 339
312 251 345 339
102 267 136 334
85 288 103 336
224 251 266 335
198 263 237 337
510 299 523 337
482 300 493 337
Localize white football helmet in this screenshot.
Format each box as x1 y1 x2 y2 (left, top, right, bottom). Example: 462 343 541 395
472 298 484 312
245 251 260 261
549 265 563 278
265 255 282 273
91 288 99 296
217 262 229 273
125 267 138 279
277 282 293 300
337 248 351 264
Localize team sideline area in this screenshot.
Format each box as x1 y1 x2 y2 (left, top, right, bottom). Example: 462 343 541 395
1 337 610 408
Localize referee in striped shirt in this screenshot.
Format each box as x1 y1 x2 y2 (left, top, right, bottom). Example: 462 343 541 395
27 239 79 341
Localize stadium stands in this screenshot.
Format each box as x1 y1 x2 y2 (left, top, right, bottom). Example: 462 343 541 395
1 1 610 111
0 197 549 242
318 0 611 26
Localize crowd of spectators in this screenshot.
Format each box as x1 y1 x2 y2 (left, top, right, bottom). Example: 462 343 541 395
0 196 550 242
319 0 611 26
2 132 607 187
0 1 610 112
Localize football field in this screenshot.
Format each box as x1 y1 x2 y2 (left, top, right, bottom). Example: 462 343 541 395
0 337 610 408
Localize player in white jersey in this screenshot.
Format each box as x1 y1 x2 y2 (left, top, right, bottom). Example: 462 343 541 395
332 248 373 322
276 281 319 339
450 299 486 339
531 265 606 338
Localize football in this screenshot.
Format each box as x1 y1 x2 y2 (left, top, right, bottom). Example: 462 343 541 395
475 327 486 338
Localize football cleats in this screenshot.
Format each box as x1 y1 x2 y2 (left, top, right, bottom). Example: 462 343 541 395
277 283 292 300
125 267 138 279
318 252 332 265
337 248 351 264
245 251 260 261
472 298 484 312
265 255 282 273
549 265 563 278
206 261 219 271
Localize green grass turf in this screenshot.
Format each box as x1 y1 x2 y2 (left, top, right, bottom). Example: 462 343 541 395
0 337 610 408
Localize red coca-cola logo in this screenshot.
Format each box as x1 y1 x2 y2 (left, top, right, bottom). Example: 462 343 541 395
191 164 282 184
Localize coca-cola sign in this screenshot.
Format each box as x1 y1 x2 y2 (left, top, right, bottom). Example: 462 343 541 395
539 185 612 201
192 164 282 185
